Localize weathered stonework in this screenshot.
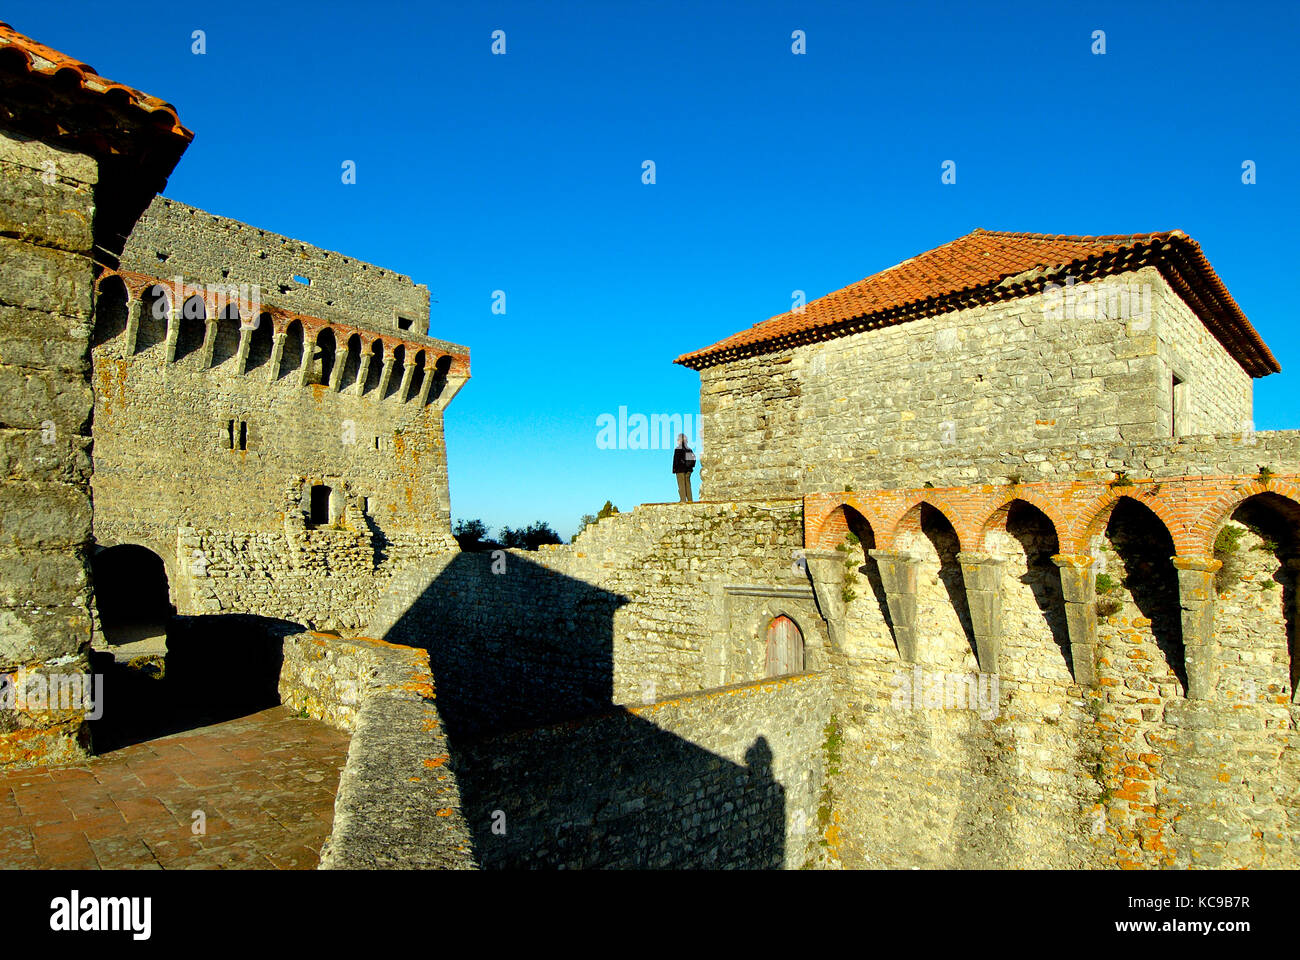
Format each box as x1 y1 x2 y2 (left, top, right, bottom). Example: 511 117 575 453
0 21 190 764
122 197 432 337
697 271 1255 502
369 499 822 736
459 673 830 869
278 632 475 869
87 230 469 634
6 20 1300 874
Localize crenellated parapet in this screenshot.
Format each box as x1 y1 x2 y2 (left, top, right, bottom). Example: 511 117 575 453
96 269 470 409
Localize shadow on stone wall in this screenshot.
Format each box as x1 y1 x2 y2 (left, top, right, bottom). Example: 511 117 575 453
90 613 295 752
1106 499 1186 691
382 550 789 869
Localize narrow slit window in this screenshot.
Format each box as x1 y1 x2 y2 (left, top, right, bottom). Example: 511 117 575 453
227 419 235 449
238 421 248 451
1172 374 1188 438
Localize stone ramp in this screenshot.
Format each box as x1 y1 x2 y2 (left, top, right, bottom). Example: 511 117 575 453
278 632 475 869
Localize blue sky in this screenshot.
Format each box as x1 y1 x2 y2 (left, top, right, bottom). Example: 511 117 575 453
13 0 1299 538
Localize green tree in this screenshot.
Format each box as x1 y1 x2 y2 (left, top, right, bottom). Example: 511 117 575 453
500 521 562 550
453 518 489 550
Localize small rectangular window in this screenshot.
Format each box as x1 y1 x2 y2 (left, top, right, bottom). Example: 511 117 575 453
397 316 413 331
292 274 311 286
238 421 248 451
309 485 331 526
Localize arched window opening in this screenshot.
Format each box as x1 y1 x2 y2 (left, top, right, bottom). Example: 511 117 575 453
174 295 207 363
92 276 128 349
245 312 274 373
429 354 453 404
897 503 977 669
1213 492 1300 701
211 302 241 367
311 328 337 385
407 350 427 401
339 334 363 391
986 500 1071 679
278 320 304 380
362 339 385 394
383 345 406 399
136 284 170 353
1100 499 1185 696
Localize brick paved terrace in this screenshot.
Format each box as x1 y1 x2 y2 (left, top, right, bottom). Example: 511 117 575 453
0 707 347 870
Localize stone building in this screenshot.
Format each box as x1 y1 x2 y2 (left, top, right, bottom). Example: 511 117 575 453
2 19 1299 872
0 21 468 767
675 229 1278 499
93 197 469 635
357 229 1300 869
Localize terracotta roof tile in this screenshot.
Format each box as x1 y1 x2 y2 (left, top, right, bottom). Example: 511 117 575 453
675 229 1279 377
0 21 191 140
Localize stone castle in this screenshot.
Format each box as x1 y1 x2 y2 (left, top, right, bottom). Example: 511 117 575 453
2 22 1298 870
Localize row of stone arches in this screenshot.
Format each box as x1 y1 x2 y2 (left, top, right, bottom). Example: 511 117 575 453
814 492 1297 701
809 482 1300 560
93 274 458 405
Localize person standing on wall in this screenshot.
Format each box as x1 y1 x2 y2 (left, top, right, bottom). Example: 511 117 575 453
673 434 696 503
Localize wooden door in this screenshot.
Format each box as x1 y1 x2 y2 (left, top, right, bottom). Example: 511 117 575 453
764 615 804 678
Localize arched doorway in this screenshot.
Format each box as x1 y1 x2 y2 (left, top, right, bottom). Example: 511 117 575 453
765 615 804 678
91 544 172 645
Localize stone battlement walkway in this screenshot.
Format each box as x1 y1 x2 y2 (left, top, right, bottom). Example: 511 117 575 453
0 707 347 869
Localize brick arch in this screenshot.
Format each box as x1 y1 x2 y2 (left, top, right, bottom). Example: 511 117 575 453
1190 480 1300 555
137 280 172 313
1071 488 1190 555
890 494 969 554
810 500 885 551
975 491 1068 553
118 274 154 301
95 270 127 297
269 311 298 337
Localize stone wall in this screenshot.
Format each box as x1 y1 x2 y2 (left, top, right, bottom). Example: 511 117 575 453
180 527 450 632
455 672 831 869
815 486 1300 869
278 632 476 869
699 269 1260 501
801 429 1300 496
368 499 822 738
122 197 431 337
0 127 98 766
1151 275 1253 437
89 272 463 629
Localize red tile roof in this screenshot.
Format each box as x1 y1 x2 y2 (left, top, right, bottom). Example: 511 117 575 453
675 229 1279 377
0 21 191 140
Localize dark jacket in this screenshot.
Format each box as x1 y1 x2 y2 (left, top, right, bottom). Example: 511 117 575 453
672 445 696 474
